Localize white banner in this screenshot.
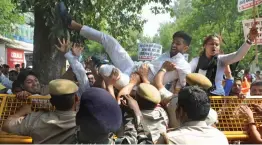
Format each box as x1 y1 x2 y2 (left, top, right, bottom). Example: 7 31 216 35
138 43 162 61
242 18 262 45
238 0 262 12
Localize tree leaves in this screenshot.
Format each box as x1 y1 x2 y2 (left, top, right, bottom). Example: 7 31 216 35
158 0 262 70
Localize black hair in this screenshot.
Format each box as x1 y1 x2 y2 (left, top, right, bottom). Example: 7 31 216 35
251 81 262 88
244 68 250 74
12 80 22 92
2 64 9 69
86 72 93 76
203 34 222 46
178 86 210 121
15 64 20 68
256 71 260 74
17 70 38 84
234 77 242 82
9 70 19 76
50 93 75 111
173 31 192 46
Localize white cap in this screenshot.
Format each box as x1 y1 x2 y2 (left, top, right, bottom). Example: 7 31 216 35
115 73 130 88
99 64 115 77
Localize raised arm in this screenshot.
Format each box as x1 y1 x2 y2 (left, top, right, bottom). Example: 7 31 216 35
56 38 90 97
219 26 258 65
74 21 134 73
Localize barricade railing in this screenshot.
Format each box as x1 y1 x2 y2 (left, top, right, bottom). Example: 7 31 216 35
0 94 53 143
0 95 262 143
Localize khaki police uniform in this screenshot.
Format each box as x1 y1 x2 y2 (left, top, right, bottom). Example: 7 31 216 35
4 79 78 144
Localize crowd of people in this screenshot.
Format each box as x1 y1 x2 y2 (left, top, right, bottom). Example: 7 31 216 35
1 2 262 144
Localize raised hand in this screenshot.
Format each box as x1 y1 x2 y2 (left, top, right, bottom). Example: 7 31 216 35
55 38 71 53
85 57 95 70
137 64 149 78
248 23 259 42
121 94 142 116
162 61 176 72
71 43 84 57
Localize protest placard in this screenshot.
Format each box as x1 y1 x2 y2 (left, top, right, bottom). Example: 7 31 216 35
242 18 262 45
138 43 162 61
238 0 262 12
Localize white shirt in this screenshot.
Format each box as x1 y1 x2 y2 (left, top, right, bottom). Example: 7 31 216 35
148 52 191 88
165 121 228 145
64 51 90 97
190 42 251 95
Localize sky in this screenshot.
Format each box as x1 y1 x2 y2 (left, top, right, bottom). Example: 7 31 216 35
141 2 175 37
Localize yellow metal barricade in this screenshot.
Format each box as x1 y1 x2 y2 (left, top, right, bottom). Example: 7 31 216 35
210 96 262 142
0 95 262 143
0 94 53 144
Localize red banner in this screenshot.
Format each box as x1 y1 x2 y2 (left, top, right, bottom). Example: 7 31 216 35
7 48 24 68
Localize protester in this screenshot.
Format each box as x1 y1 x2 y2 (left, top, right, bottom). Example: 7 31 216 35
86 71 96 86
3 79 79 143
21 63 26 71
239 104 262 143
15 64 21 73
229 78 245 98
241 76 251 95
9 70 18 82
190 27 258 96
74 87 153 144
57 2 191 101
250 81 262 96
157 86 228 144
0 65 13 89
55 38 90 98
2 64 10 77
15 70 49 99
154 61 215 129
224 65 234 96
255 71 261 81
244 68 253 83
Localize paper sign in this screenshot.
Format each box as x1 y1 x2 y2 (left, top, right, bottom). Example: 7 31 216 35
238 0 262 12
242 18 262 45
138 43 162 61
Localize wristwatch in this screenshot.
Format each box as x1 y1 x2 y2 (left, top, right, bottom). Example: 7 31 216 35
160 68 167 73
246 39 252 45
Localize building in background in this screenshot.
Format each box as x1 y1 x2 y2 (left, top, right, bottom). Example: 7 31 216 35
0 13 34 68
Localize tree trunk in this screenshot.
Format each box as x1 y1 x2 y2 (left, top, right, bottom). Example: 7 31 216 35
33 7 66 85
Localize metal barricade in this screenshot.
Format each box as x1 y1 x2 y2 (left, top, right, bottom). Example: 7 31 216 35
0 95 262 143
210 96 262 142
0 94 53 144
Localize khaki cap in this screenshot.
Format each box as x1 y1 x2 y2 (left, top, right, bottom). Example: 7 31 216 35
49 79 78 95
137 83 161 104
186 73 212 90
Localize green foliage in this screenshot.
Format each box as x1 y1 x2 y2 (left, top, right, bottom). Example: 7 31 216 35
11 0 172 65
12 0 171 48
0 0 24 35
158 0 262 70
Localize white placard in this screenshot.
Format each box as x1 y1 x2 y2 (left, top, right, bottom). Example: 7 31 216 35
238 0 262 12
138 43 162 61
242 18 262 45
